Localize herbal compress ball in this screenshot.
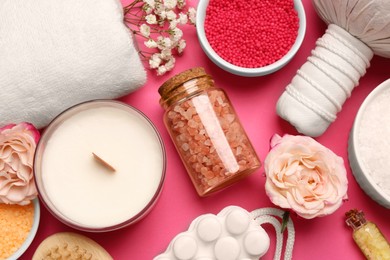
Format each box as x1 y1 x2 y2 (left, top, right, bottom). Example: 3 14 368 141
276 0 390 137
204 0 299 68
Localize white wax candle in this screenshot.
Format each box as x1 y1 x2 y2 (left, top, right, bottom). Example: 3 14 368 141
37 101 165 230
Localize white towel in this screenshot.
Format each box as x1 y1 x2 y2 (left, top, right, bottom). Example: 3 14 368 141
0 0 146 129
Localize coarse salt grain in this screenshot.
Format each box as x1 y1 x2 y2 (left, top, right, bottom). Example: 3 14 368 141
165 89 260 194
356 86 390 197
204 0 299 68
0 203 34 259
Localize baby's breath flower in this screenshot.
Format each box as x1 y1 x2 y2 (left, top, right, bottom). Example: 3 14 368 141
171 27 183 42
145 14 157 24
188 7 196 24
178 39 186 53
164 0 177 9
143 5 153 14
143 0 156 8
145 39 158 48
177 0 185 9
149 53 162 69
140 24 151 37
157 36 172 50
166 10 177 20
154 2 165 15
160 48 173 60
157 65 168 75
169 19 178 29
158 10 167 20
164 56 176 71
178 13 188 24
124 0 196 75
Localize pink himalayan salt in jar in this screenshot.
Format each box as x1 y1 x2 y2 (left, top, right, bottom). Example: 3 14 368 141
158 67 261 196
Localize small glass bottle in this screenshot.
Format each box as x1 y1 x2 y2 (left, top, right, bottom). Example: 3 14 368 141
158 67 261 196
345 209 390 259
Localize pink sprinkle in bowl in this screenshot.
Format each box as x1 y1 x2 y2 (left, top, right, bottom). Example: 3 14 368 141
196 0 306 77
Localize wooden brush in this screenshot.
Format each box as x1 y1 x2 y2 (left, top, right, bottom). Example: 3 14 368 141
32 232 113 260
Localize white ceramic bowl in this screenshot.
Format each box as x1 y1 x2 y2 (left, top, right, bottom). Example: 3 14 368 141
8 198 40 260
348 79 390 208
196 0 306 77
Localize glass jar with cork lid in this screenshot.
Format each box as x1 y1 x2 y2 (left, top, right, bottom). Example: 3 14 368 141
158 67 261 196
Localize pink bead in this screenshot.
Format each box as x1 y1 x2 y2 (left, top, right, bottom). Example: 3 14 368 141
204 0 299 68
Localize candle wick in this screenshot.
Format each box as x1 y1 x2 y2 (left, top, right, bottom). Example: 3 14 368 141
92 152 116 172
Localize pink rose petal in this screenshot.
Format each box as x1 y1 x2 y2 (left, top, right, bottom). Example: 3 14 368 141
0 122 40 205
264 134 348 219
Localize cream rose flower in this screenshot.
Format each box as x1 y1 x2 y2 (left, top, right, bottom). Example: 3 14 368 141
264 134 348 219
0 123 40 205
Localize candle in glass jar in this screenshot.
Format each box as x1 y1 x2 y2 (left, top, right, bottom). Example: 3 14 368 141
34 100 165 231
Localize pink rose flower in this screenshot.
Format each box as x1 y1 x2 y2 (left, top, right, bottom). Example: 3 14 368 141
264 134 348 219
0 123 40 205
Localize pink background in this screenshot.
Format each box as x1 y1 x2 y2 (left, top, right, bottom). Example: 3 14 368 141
22 0 390 259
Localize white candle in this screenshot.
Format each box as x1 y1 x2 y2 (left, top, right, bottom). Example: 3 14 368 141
34 101 165 231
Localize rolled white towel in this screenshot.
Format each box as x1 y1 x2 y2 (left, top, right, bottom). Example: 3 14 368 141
0 0 146 129
276 24 373 137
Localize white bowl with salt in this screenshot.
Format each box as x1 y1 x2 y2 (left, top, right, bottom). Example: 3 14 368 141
348 79 390 208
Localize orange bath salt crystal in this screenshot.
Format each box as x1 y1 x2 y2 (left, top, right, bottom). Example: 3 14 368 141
0 203 34 259
159 68 261 196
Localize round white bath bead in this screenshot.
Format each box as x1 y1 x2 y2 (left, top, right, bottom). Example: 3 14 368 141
244 230 271 256
214 236 240 260
197 216 222 242
173 235 198 260
225 208 250 235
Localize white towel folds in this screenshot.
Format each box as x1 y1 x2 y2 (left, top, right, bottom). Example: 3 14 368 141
0 0 146 129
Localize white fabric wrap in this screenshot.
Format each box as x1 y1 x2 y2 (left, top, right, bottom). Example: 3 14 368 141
313 0 390 58
0 0 146 129
277 24 373 137
277 0 390 137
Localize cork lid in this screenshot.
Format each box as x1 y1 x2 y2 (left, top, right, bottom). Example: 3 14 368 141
345 209 367 230
158 67 207 98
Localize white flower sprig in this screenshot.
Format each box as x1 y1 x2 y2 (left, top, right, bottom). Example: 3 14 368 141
124 0 196 75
